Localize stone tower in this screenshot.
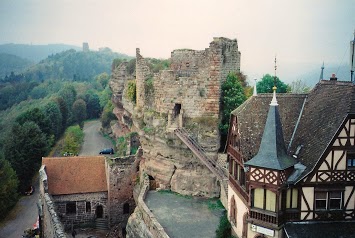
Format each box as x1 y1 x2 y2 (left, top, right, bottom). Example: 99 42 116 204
83 42 89 52
135 48 151 109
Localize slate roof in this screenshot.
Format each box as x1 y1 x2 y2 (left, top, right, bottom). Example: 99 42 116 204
231 80 355 182
42 156 108 195
288 80 355 181
231 94 307 162
244 105 297 170
284 221 355 238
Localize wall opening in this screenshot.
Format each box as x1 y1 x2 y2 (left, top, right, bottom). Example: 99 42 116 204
173 103 181 119
96 205 103 218
123 203 130 214
86 201 91 213
148 175 157 190
66 202 76 214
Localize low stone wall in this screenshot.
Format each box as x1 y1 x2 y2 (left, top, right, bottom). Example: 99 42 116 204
127 174 169 238
42 193 66 238
39 165 66 238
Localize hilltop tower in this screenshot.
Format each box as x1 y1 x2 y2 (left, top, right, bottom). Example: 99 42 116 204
83 42 89 52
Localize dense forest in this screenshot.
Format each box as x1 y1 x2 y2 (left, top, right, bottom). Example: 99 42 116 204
0 48 130 220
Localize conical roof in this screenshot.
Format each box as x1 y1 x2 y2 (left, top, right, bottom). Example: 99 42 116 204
244 102 297 170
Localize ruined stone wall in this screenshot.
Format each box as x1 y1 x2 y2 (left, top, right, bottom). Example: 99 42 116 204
126 174 169 238
211 37 241 83
52 192 108 230
105 153 141 231
110 62 129 101
152 37 241 119
136 48 152 109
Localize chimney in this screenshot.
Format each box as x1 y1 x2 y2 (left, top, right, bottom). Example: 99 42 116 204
330 73 337 81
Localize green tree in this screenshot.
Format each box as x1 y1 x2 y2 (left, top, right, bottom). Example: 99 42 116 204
220 72 247 135
85 93 101 119
289 79 311 93
72 99 87 128
44 101 63 139
16 107 52 138
4 122 48 192
257 74 288 93
58 84 77 125
95 72 110 88
0 155 19 220
101 100 116 128
55 96 69 132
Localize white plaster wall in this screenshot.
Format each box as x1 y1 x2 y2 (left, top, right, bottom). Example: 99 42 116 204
228 184 248 238
301 187 314 220
345 186 355 211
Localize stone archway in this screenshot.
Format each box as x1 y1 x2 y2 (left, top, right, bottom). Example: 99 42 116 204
96 205 103 218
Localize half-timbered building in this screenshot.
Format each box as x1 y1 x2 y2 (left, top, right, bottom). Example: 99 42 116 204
226 77 355 238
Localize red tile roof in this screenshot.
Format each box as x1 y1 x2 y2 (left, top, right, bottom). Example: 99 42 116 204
42 156 108 195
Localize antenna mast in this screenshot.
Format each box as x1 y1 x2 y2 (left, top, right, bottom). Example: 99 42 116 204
319 62 324 82
351 30 355 82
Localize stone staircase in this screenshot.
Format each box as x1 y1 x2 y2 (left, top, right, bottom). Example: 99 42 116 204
174 127 228 198
95 218 109 231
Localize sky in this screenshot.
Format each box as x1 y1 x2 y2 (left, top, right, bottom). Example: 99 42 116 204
1 0 354 84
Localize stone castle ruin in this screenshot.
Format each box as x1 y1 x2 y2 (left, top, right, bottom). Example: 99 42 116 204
110 37 241 198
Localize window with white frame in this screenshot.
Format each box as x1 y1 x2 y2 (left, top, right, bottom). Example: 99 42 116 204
315 191 342 210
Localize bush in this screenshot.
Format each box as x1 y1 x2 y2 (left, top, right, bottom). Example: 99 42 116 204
61 125 84 155
216 213 233 238
126 80 136 104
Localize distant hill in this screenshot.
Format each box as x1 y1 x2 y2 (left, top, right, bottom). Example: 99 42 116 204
0 43 82 62
23 48 131 81
0 53 34 78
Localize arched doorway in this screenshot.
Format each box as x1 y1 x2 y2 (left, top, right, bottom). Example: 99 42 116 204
96 205 103 218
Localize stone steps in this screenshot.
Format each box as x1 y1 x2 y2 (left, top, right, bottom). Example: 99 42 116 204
95 218 109 231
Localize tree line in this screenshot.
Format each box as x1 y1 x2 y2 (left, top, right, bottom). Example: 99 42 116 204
0 70 112 219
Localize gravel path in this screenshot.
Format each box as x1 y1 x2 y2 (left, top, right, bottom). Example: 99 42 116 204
79 120 113 156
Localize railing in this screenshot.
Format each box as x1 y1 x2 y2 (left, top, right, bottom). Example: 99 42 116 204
248 208 282 228
174 128 225 180
174 128 228 198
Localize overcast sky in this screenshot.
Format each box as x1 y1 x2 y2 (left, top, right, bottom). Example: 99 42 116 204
1 0 354 83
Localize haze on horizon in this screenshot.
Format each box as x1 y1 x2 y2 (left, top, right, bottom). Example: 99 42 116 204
1 0 354 84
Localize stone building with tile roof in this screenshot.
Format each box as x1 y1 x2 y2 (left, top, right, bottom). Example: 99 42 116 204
226 77 355 238
39 154 140 236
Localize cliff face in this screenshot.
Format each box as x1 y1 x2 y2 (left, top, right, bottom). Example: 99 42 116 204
109 37 241 196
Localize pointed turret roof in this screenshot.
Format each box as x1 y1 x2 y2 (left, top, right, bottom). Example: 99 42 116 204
244 101 297 170
245 69 297 170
